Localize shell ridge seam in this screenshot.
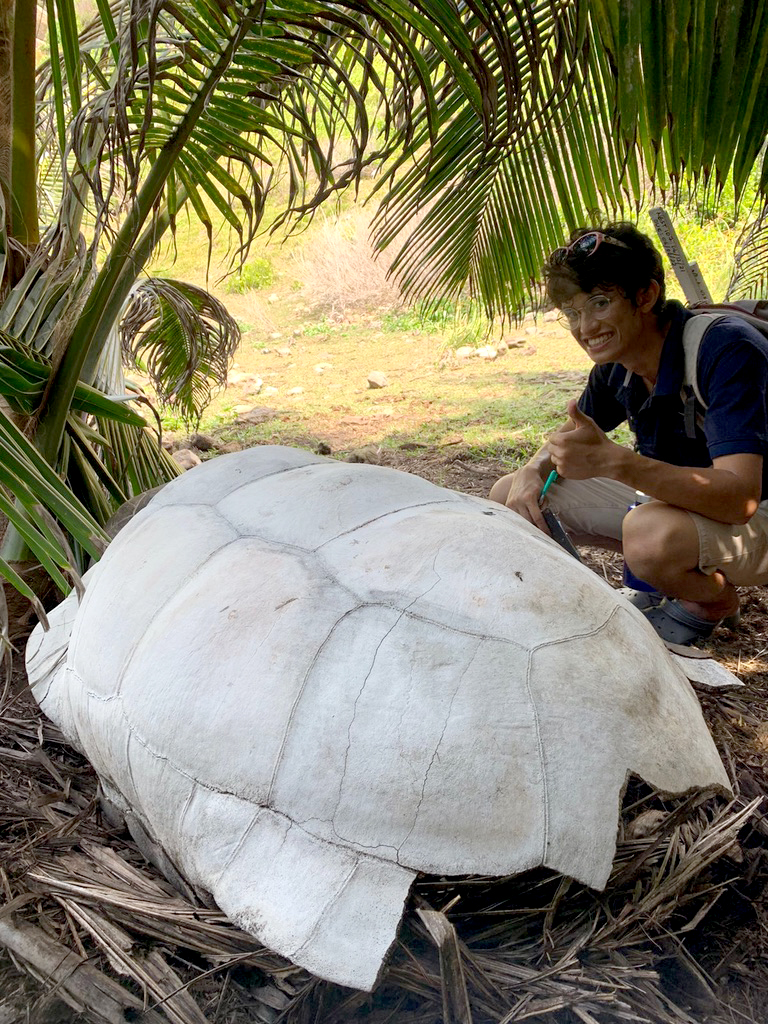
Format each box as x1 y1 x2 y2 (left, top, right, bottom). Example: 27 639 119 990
523 649 549 863
265 605 374 804
212 808 264 888
396 637 480 863
528 607 622 864
288 858 360 960
331 607 409 828
530 605 622 651
311 497 459 551
107 529 242 698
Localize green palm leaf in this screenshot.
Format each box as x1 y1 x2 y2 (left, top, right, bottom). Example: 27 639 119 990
727 204 768 300
370 2 768 317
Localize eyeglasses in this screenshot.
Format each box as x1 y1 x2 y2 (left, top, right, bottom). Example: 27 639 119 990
557 293 618 330
549 231 631 265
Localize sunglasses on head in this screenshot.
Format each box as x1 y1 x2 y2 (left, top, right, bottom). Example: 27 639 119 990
549 231 631 265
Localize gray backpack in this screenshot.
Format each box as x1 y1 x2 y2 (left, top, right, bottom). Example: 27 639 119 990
681 300 768 437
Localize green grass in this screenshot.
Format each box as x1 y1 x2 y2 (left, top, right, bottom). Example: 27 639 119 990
225 257 275 294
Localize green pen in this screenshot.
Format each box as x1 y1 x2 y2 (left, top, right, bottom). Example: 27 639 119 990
538 469 558 504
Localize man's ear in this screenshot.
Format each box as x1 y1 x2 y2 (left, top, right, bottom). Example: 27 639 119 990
636 279 661 313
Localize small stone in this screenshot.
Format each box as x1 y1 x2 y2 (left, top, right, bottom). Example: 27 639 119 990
625 809 666 840
276 347 292 357
270 332 283 340
236 407 278 424
367 371 389 389
315 441 332 455
172 449 202 471
454 346 475 359
523 345 537 356
263 386 279 396
544 309 559 322
754 724 768 752
476 345 499 361
189 433 215 451
242 375 263 390
525 325 537 335
506 338 526 348
346 445 381 463
218 441 243 454
496 344 508 356
286 387 304 396
268 293 279 303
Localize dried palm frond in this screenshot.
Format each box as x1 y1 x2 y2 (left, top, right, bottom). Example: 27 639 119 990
2 665 768 1024
120 278 240 428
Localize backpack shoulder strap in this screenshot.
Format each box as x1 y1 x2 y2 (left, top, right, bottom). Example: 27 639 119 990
681 313 726 410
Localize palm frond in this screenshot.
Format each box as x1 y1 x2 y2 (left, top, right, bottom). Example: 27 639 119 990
373 1 768 318
120 278 239 428
0 401 107 584
726 202 768 300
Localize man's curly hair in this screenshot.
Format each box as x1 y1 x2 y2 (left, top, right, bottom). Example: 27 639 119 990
543 222 667 318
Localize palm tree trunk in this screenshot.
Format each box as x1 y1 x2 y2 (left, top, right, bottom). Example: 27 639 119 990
10 0 37 252
0 0 38 294
0 0 14 294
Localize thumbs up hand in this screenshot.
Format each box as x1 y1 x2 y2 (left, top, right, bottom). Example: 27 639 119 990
548 400 616 479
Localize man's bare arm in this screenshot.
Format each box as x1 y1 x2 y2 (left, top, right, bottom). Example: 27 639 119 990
549 401 762 525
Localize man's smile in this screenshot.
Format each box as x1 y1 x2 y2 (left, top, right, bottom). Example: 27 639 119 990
582 330 615 355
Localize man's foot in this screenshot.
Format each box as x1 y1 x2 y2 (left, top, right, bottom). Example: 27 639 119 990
643 598 740 647
676 591 740 624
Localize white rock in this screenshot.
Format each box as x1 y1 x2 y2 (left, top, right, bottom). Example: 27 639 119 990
367 371 388 389
454 346 476 359
26 449 730 992
625 809 666 839
476 345 499 360
286 387 304 396
670 654 744 690
262 386 279 396
171 449 202 471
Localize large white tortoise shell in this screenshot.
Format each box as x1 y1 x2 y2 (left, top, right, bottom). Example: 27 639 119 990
26 446 729 990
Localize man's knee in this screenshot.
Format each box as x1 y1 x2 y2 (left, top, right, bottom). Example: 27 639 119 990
489 473 514 505
622 502 700 578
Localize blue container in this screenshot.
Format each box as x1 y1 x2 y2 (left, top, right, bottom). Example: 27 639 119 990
622 500 656 592
622 561 657 592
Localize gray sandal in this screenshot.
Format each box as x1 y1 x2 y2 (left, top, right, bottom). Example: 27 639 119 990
616 587 663 612
643 599 740 647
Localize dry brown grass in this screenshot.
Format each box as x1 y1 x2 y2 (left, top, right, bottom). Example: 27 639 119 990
1 671 766 1024
291 208 404 313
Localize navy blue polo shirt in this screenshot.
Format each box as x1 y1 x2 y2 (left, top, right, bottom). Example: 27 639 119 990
577 300 768 499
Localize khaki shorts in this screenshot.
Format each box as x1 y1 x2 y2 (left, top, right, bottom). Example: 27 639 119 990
547 476 768 587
